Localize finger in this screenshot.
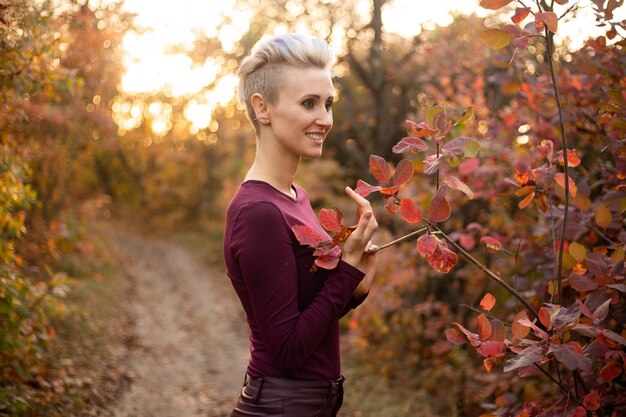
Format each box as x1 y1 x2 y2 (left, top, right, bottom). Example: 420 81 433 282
345 186 373 210
349 210 372 240
361 215 378 243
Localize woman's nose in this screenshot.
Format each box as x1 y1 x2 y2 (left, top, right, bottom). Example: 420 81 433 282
316 109 333 129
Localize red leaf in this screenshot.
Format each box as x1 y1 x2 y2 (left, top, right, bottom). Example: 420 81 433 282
480 236 502 253
416 234 438 258
392 159 414 186
319 208 342 232
315 246 341 270
443 176 474 199
511 311 530 339
354 179 382 197
399 198 423 223
292 225 326 247
479 0 513 9
518 191 535 209
535 11 558 33
445 328 466 345
539 306 552 329
392 136 429 154
600 359 623 382
405 119 437 137
384 200 398 214
511 7 530 23
554 173 578 197
429 185 451 222
592 299 611 324
556 149 581 168
549 342 592 371
459 233 475 250
479 293 496 312
518 317 548 339
583 391 601 411
571 406 586 417
427 244 457 274
503 346 544 372
452 322 480 347
476 340 504 358
380 186 401 198
477 314 493 340
369 155 392 184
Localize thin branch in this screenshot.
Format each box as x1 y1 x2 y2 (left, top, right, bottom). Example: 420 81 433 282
370 226 428 253
428 221 540 320
585 220 617 246
546 27 569 304
534 364 583 407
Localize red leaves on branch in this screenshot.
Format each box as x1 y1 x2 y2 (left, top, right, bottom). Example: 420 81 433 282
417 234 457 273
480 236 503 253
355 156 414 208
292 207 358 271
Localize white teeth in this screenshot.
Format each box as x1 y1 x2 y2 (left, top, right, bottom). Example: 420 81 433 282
306 133 324 141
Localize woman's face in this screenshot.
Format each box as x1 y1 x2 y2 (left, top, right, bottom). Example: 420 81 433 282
264 66 334 160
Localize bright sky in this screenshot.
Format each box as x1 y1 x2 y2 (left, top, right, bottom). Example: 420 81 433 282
116 0 624 133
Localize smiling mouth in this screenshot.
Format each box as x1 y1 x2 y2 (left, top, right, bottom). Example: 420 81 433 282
305 133 325 141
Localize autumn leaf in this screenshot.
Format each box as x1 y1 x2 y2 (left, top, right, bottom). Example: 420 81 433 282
503 345 544 372
568 242 586 263
480 236 502 253
427 244 457 273
595 203 612 228
511 311 530 339
443 176 474 199
477 314 493 339
556 149 581 168
399 198 423 223
600 359 623 382
535 12 558 33
511 7 530 23
292 225 325 247
429 185 451 222
480 28 515 49
319 208 342 233
549 342 592 371
354 179 382 197
393 136 429 154
479 293 496 312
479 0 513 9
392 159 414 186
369 155 392 184
416 234 438 258
554 173 577 197
405 119 437 137
583 391 600 411
518 191 535 209
445 328 466 345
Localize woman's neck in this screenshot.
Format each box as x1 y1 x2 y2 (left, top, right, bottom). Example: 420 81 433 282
245 141 300 198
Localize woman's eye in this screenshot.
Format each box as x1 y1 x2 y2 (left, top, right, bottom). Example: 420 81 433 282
325 101 333 111
302 99 314 108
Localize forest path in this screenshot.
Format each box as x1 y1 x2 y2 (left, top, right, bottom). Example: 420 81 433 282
107 228 248 417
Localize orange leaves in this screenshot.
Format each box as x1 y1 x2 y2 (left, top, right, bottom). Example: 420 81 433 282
511 7 530 23
480 293 496 312
356 155 414 201
369 154 392 184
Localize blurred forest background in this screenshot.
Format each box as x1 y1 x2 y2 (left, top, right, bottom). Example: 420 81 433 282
1 0 624 416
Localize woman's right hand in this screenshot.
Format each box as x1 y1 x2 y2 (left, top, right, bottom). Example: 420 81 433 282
341 186 378 269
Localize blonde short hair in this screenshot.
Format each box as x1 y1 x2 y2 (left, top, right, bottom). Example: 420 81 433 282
237 33 336 134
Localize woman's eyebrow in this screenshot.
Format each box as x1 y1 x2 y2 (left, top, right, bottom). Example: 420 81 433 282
299 94 335 100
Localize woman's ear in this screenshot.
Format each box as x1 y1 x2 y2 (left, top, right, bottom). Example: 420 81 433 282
251 93 270 124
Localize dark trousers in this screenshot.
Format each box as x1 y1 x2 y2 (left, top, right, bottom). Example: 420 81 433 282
230 374 345 417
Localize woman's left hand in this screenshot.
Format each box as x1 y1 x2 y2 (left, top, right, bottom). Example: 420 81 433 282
353 242 378 297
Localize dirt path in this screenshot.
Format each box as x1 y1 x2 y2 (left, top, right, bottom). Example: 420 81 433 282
107 230 249 417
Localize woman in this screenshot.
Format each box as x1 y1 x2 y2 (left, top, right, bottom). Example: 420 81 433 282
224 33 378 417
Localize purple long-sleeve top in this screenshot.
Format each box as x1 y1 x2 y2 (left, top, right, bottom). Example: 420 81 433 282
223 180 367 380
